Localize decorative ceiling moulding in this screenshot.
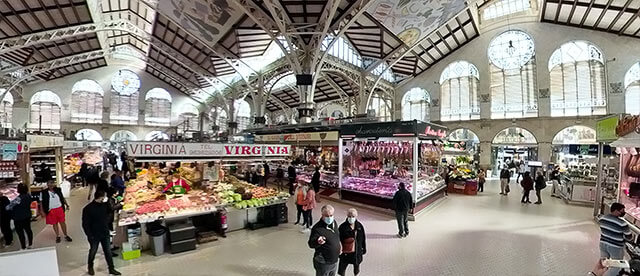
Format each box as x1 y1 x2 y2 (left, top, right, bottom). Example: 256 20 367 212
480 94 490 103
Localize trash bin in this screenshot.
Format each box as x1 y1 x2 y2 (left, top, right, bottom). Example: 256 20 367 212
146 220 168 256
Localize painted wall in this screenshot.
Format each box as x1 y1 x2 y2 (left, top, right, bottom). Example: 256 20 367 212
15 65 205 140
396 16 640 167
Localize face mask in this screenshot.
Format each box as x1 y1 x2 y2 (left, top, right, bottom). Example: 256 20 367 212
347 217 356 224
323 216 334 225
102 197 108 203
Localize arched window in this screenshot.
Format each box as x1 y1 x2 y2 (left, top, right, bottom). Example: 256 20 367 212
488 30 537 119
29 90 62 130
144 88 172 126
322 35 363 67
0 90 13 128
110 130 137 142
440 61 480 121
368 91 392 122
71 79 103 123
145 131 169 141
234 99 251 131
331 110 344 118
110 69 140 125
625 63 640 115
177 104 200 131
75 129 103 141
210 107 227 134
402 88 430 121
275 114 287 124
549 41 606 117
552 126 597 145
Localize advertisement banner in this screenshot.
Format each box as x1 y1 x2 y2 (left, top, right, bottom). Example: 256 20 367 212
125 142 291 158
256 132 339 143
2 143 17 161
597 116 619 142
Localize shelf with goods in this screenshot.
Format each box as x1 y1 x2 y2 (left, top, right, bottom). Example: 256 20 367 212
62 143 105 186
0 141 29 201
120 142 292 234
26 135 64 195
295 166 339 189
339 121 448 215
446 155 478 196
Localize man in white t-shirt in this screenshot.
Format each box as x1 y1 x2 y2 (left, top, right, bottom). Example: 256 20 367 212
39 181 72 243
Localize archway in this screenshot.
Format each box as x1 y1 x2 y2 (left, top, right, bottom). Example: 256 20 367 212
490 127 538 177
75 129 103 141
110 130 138 142
444 128 481 168
550 125 606 171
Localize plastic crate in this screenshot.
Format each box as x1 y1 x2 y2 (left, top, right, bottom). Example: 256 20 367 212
122 249 140 260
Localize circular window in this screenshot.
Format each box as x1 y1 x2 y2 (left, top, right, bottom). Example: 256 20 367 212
111 69 141 95
488 30 535 70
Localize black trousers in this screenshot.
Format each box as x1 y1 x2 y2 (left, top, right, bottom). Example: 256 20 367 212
338 256 360 275
521 189 531 203
395 211 409 235
478 181 484 192
88 236 114 270
296 204 304 223
535 189 542 203
303 209 313 228
288 178 295 195
0 219 12 245
14 218 32 249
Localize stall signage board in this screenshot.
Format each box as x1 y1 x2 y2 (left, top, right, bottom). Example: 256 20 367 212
340 121 447 138
597 116 619 142
2 143 17 161
256 132 339 142
27 135 63 148
125 142 291 158
0 141 28 153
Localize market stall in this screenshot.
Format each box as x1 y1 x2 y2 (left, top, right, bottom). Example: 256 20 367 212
610 116 640 227
490 127 538 177
118 142 291 256
339 121 447 216
26 135 64 195
255 131 340 189
446 155 478 195
62 140 105 187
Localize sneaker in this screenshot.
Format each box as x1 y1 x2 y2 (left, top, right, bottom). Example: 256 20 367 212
55 237 61 243
397 234 403 238
108 269 121 275
534 202 542 204
88 267 95 276
65 236 72 242
26 245 33 249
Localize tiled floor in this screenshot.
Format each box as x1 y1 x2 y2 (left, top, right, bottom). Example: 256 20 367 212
3 180 602 275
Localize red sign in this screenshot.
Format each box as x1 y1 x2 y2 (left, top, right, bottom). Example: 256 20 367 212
424 126 447 139
125 142 291 158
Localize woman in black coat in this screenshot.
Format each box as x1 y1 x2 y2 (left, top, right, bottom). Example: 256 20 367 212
338 208 367 276
311 166 321 202
534 170 546 204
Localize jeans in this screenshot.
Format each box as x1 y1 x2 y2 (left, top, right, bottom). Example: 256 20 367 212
395 211 409 235
14 218 33 249
500 179 508 194
296 204 304 223
303 209 313 228
600 242 624 276
88 236 114 270
314 260 338 276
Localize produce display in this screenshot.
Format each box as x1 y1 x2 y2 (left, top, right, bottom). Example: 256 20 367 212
63 157 81 175
213 176 288 210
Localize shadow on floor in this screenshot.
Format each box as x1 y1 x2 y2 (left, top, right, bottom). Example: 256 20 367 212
366 233 398 240
225 264 308 276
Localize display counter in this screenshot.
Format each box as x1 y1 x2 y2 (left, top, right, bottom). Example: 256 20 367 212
557 176 597 205
339 120 448 215
447 179 478 195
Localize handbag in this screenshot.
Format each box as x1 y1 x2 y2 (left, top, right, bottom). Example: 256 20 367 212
341 230 357 254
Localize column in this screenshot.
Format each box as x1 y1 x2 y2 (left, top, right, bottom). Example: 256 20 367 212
252 74 267 127
227 99 237 136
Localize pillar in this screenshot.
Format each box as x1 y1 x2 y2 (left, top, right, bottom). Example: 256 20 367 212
297 102 315 124
479 141 492 170
538 142 552 165
227 98 237 136
252 74 267 128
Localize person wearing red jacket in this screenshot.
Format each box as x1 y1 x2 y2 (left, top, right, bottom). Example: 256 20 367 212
163 172 191 194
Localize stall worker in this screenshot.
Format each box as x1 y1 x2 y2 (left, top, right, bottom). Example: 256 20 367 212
163 171 191 194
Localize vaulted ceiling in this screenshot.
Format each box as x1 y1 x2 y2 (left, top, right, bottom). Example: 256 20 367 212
1 0 639 109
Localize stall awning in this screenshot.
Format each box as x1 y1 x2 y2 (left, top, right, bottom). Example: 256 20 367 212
611 132 640 148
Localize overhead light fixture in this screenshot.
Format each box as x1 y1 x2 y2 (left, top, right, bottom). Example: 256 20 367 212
507 40 516 56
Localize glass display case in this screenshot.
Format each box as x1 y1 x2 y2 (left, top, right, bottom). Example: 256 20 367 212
338 121 448 214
